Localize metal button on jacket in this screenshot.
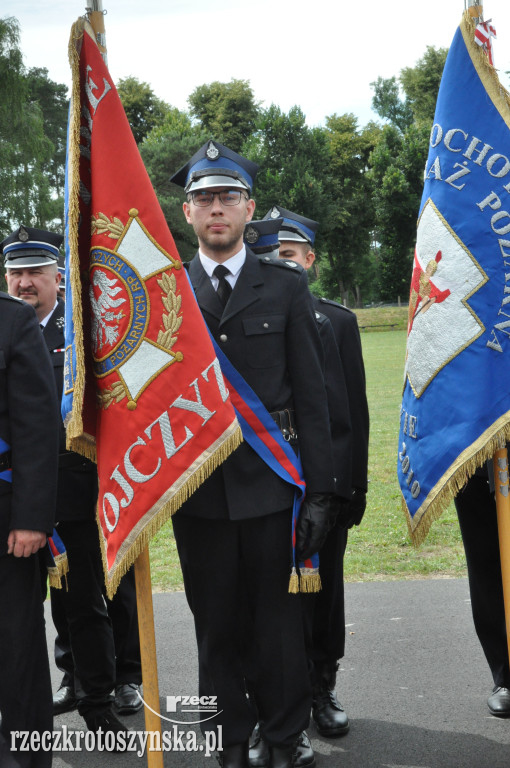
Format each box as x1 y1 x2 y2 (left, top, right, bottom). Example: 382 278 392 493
219 334 228 342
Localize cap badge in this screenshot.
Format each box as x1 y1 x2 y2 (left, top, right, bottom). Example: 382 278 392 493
206 141 219 160
18 226 29 242
245 226 259 244
270 206 280 219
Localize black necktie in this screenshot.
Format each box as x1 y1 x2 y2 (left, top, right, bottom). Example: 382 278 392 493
213 264 232 308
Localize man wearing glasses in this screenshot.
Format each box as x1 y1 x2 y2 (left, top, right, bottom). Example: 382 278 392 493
170 140 341 768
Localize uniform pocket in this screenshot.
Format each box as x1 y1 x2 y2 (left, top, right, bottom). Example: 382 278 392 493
241 314 286 368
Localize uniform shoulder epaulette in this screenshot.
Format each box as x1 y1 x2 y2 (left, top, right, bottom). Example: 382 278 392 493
314 309 329 326
0 291 22 303
318 296 355 315
259 255 304 274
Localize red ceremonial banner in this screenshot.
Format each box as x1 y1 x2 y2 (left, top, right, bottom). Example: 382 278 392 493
65 19 242 597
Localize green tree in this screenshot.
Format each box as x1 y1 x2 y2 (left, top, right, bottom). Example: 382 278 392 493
243 105 330 226
0 17 61 236
188 79 260 152
321 114 381 306
400 46 448 123
26 67 69 220
368 46 447 301
117 76 171 144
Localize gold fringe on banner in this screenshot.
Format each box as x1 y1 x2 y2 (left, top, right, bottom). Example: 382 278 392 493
403 14 510 547
64 18 91 454
461 11 510 126
406 414 510 546
101 423 243 599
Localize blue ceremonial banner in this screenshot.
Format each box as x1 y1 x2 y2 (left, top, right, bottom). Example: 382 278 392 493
399 11 510 543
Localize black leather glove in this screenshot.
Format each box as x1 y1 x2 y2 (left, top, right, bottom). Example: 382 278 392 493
336 488 367 529
296 492 337 561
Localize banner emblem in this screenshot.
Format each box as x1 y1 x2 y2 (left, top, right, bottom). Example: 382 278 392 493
405 199 487 397
90 209 183 410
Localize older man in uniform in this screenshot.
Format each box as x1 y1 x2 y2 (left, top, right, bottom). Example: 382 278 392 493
4 226 126 739
170 141 342 768
267 207 369 741
0 268 59 766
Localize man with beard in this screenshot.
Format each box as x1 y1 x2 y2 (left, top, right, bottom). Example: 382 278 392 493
169 140 342 768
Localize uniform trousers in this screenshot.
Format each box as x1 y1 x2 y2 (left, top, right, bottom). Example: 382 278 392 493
53 566 142 688
302 516 348 681
49 519 116 715
455 474 510 688
0 551 52 768
172 509 311 748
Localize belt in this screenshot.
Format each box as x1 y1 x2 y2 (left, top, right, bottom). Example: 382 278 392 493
270 409 297 442
0 450 11 472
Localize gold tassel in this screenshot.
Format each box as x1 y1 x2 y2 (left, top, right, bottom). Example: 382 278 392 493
48 554 70 590
299 569 322 594
288 567 299 594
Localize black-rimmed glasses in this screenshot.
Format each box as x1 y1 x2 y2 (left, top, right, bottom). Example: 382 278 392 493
189 189 248 207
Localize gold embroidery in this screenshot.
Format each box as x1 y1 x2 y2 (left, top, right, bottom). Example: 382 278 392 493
91 212 124 239
157 272 182 352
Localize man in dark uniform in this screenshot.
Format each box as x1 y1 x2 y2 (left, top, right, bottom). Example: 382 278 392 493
455 467 510 716
0 274 59 767
244 217 353 767
52 565 143 715
4 226 126 739
170 141 341 768
49 271 142 716
268 207 369 740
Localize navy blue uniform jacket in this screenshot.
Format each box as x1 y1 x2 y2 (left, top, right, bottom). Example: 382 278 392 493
178 250 336 520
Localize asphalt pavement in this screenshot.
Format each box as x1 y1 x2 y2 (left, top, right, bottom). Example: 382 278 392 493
46 578 510 768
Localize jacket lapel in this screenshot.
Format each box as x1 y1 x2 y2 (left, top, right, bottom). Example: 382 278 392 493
42 299 65 351
187 249 264 326
187 255 223 322
220 250 263 326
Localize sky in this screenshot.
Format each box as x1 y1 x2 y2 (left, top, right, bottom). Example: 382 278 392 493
7 0 510 127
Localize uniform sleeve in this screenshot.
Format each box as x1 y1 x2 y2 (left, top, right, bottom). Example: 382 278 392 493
285 274 336 495
8 302 59 533
336 311 369 491
319 318 352 498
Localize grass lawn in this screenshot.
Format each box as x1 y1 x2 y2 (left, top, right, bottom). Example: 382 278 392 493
148 307 466 591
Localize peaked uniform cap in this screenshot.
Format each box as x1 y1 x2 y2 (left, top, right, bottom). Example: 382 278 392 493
170 140 259 194
244 218 283 255
2 225 63 269
264 205 319 246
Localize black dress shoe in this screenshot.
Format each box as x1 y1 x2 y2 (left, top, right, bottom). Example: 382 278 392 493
488 686 510 717
294 732 315 768
114 683 143 715
83 707 129 751
249 724 269 767
217 742 250 767
268 742 297 768
312 690 349 737
53 685 77 716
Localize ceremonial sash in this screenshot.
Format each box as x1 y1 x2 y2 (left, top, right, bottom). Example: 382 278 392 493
0 438 68 586
46 527 69 590
0 437 11 484
211 337 321 593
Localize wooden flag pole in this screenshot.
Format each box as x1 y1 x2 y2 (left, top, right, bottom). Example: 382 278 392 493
134 547 165 768
86 6 164 767
493 447 510 673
